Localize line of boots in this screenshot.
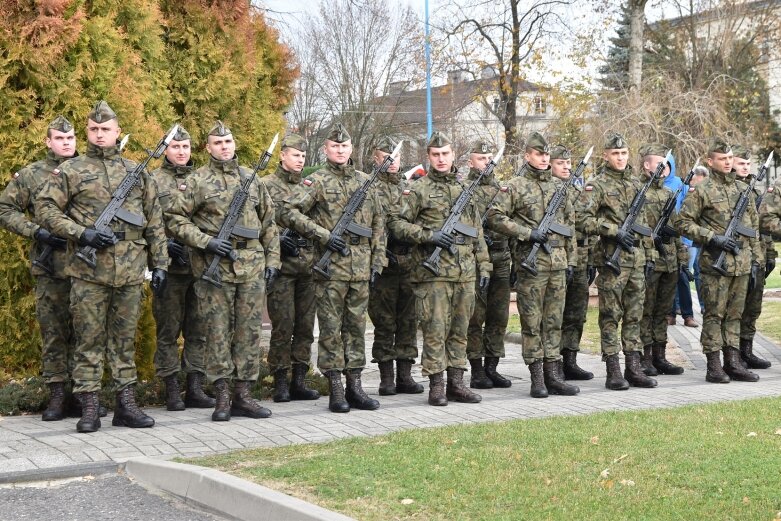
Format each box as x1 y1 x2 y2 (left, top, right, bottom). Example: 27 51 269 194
75 385 154 433
705 347 760 384
162 372 216 411
469 357 512 389
604 352 658 391
272 364 321 403
528 360 580 398
326 369 380 413
212 379 272 421
640 342 684 377
739 338 771 370
378 359 424 396
42 382 108 422
428 368 482 406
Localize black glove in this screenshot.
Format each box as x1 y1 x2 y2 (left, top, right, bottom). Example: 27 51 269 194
709 234 737 253
205 238 233 258
478 275 490 297
644 260 656 279
264 267 279 291
510 266 517 288
615 229 635 251
34 228 67 249
766 258 776 279
369 268 380 290
430 230 454 250
150 268 167 296
167 239 188 266
528 228 548 245
385 248 398 266
680 263 694 282
587 265 597 286
484 234 494 247
565 266 575 285
748 261 761 293
280 234 300 257
79 228 117 249
325 233 347 253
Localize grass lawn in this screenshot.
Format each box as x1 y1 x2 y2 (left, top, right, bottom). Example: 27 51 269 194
758 301 781 344
508 305 601 354
763 244 781 289
189 397 781 521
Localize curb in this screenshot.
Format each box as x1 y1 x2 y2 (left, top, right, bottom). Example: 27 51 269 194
124 457 356 521
0 461 119 485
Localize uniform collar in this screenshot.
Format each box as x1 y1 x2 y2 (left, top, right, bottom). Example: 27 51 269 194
275 162 302 184
86 141 120 160
162 157 194 177
525 163 551 181
379 169 401 185
603 164 632 178
209 155 240 174
468 167 494 185
325 159 355 177
46 149 77 165
428 165 458 183
710 168 736 183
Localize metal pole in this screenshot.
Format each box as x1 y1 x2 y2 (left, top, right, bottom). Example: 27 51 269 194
425 0 432 139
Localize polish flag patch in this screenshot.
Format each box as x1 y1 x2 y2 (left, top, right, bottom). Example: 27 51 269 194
585 185 593 191
402 189 411 195
688 187 695 192
500 186 509 192
179 183 187 191
52 168 60 176
13 172 19 179
302 179 313 186
769 186 774 192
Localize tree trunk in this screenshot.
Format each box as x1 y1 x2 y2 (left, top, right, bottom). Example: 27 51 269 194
627 0 647 91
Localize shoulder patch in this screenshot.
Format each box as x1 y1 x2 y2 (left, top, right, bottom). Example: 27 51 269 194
13 172 19 179
769 186 774 192
52 168 60 176
688 186 695 192
585 185 593 192
179 183 187 191
402 189 411 195
500 186 509 192
302 178 313 186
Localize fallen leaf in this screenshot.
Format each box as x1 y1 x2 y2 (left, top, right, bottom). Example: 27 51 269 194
600 468 610 479
590 436 599 445
742 496 750 505
545 477 552 486
746 432 757 437
620 479 636 487
613 454 628 464
774 429 781 436
601 479 615 489
401 499 414 505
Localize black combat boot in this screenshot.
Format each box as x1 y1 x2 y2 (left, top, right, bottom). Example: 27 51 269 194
211 378 231 421
428 372 447 406
446 368 482 403
624 351 658 388
562 349 594 380
641 345 658 376
395 360 424 394
326 370 350 413
184 372 215 408
377 361 397 396
604 354 629 390
290 364 320 400
652 341 684 375
272 368 291 403
723 347 760 382
112 385 155 428
70 393 107 417
740 337 771 369
484 357 512 388
231 381 272 418
75 392 101 433
163 374 185 411
42 382 67 421
469 358 493 389
528 361 548 398
705 351 730 383
543 361 580 395
345 369 380 410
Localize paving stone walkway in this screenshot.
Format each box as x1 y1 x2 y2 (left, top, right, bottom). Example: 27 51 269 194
2 302 781 481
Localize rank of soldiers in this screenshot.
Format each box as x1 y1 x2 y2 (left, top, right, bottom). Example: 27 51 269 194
1 99 777 434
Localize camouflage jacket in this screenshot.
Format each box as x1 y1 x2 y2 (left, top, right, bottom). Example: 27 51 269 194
258 163 315 277
760 178 781 242
35 142 168 287
737 176 776 265
375 170 414 274
487 164 576 272
0 150 73 278
641 174 687 273
676 168 761 276
278 159 386 282
151 157 194 276
166 155 281 283
387 165 491 283
567 183 593 269
576 164 656 269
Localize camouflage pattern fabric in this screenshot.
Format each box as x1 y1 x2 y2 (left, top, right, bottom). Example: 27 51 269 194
315 280 370 372
151 158 194 276
35 276 73 383
560 184 591 354
516 269 567 363
153 273 206 377
595 267 645 356
759 178 781 240
698 273 749 353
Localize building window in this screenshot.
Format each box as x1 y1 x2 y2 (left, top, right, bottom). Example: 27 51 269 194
533 96 546 115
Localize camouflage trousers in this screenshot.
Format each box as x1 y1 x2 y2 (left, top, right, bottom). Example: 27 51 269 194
700 272 748 353
740 268 765 340
35 275 73 384
516 269 566 364
467 250 511 359
641 270 678 346
560 266 589 353
152 273 207 378
193 278 264 383
596 266 645 357
414 280 474 376
267 272 316 372
368 270 417 363
315 280 369 372
70 279 143 393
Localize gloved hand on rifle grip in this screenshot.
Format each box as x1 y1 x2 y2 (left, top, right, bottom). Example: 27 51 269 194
79 228 117 249
615 229 635 251
529 228 548 245
429 230 454 250
709 234 737 253
264 267 279 291
325 233 347 253
478 275 490 297
280 234 300 257
150 268 167 296
566 266 575 285
167 239 185 259
644 260 656 279
206 238 233 258
35 228 67 249
369 268 380 290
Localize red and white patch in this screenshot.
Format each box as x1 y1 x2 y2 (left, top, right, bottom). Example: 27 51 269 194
52 168 60 176
179 183 187 191
688 186 695 192
13 172 19 179
585 185 593 192
500 186 509 192
402 189 411 195
769 186 775 192
302 179 313 186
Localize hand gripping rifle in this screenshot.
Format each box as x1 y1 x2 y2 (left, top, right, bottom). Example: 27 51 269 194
604 149 672 275
711 151 773 276
652 159 699 256
202 133 279 287
520 146 593 276
76 128 178 268
422 146 504 276
312 141 403 279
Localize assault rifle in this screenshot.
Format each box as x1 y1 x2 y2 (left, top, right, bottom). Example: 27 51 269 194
604 150 672 274
312 141 402 279
520 147 593 276
76 128 178 268
652 160 699 255
712 151 773 276
422 146 504 276
202 133 279 287
279 227 300 258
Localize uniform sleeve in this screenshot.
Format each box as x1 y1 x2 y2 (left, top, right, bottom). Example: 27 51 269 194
387 190 431 244
563 190 577 267
369 189 387 273
759 183 781 240
278 179 332 245
0 169 39 238
577 182 616 237
141 172 169 270
257 183 281 270
34 169 87 241
485 184 532 240
747 198 762 264
675 237 688 266
676 188 714 247
166 175 212 249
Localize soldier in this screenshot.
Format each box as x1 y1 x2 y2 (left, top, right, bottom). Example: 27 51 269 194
760 174 781 294
258 134 321 403
464 140 512 390
577 132 658 390
732 145 774 369
551 144 594 381
637 143 687 376
279 123 385 413
166 121 281 421
0 115 78 421
488 132 579 398
677 138 762 383
150 126 215 411
36 101 168 433
388 131 490 406
368 137 424 396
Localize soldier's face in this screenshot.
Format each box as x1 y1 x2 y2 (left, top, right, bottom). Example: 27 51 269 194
281 147 306 173
207 134 236 161
86 118 121 148
550 158 571 180
46 129 76 158
165 139 191 166
603 148 629 171
324 139 352 165
467 153 491 172
373 151 399 173
524 149 550 170
643 155 670 178
427 145 454 173
707 151 733 174
733 156 750 178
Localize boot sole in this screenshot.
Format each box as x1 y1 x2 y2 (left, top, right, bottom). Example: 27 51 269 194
378 387 397 396
42 413 66 421
428 400 448 406
564 373 594 381
655 368 685 375
346 400 380 410
112 418 155 428
273 395 292 403
231 407 272 419
76 420 101 433
706 376 731 383
212 414 231 421
724 374 760 382
329 405 350 413
166 402 186 411
470 380 494 389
